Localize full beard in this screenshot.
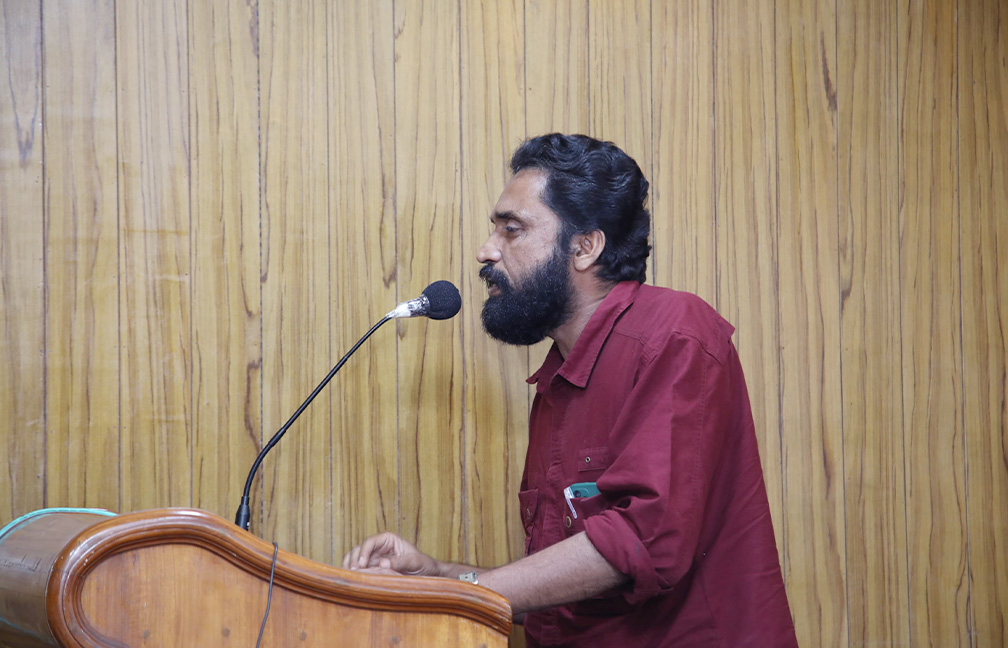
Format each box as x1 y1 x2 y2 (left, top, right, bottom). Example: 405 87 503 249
479 246 574 346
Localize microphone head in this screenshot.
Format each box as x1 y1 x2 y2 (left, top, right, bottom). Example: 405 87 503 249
422 280 462 320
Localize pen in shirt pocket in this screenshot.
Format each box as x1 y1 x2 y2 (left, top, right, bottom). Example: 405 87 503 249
564 486 577 519
563 481 600 519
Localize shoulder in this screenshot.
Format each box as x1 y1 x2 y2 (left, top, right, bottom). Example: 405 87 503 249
614 284 734 364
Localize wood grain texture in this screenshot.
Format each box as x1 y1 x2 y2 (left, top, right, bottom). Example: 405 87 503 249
838 0 910 644
587 0 651 201
394 0 465 560
41 509 511 646
188 0 262 520
899 1 969 645
2 2 1006 644
42 0 120 512
258 0 332 562
459 0 528 571
523 0 590 383
959 0 1008 644
713 0 784 570
651 0 715 300
774 1 846 645
327 0 399 556
0 0 45 521
115 0 193 512
524 0 589 135
77 546 508 647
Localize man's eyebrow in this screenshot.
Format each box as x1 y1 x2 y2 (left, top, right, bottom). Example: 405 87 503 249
491 210 524 224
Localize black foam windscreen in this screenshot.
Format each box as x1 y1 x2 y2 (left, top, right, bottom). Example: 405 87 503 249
422 280 462 320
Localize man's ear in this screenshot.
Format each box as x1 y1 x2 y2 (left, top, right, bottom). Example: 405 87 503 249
572 230 606 272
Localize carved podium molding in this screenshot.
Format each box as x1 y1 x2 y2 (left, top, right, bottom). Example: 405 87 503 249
0 508 511 647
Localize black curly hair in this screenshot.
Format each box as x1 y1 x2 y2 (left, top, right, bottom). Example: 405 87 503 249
509 133 651 284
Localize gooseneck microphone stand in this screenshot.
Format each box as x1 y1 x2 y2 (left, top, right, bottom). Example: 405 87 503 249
234 315 391 531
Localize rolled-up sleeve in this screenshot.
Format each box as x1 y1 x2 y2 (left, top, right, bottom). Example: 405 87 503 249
582 331 729 605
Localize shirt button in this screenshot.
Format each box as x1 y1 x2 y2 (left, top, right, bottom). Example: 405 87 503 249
524 507 531 520
585 456 591 464
564 515 572 528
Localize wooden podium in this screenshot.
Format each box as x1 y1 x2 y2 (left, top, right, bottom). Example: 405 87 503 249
0 508 511 647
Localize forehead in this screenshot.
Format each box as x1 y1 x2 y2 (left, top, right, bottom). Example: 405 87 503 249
491 168 559 228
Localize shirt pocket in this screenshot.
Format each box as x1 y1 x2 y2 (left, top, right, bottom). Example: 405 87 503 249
518 488 539 555
576 446 610 476
562 492 608 538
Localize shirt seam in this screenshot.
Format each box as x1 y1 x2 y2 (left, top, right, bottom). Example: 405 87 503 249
612 326 727 368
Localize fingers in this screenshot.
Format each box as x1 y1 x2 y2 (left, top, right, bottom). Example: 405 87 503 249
341 545 357 569
340 532 443 578
356 535 384 568
342 538 370 569
353 564 400 577
342 532 396 570
342 539 367 569
339 541 400 577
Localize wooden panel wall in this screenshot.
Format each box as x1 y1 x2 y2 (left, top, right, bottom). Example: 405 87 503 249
839 0 908 644
43 0 120 512
1 0 44 519
1 1 1005 646
960 1 1008 644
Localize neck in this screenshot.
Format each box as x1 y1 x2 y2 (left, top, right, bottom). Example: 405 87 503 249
550 281 615 358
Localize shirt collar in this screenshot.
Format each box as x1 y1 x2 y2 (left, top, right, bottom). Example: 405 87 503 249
527 281 640 389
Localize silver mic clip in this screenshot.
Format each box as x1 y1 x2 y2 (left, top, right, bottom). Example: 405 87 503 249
386 295 429 319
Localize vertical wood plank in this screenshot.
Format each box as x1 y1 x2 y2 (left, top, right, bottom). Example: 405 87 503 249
651 0 716 299
459 0 527 569
587 0 651 204
525 0 589 135
42 0 120 511
518 4 588 642
189 0 262 519
899 0 969 644
394 0 464 561
959 0 1008 644
0 0 44 519
0 5 1000 646
838 0 910 644
524 0 589 380
327 0 399 556
774 1 847 645
116 0 192 512
258 0 331 562
713 0 784 576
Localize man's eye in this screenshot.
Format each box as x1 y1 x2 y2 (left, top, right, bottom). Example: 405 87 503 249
504 225 519 234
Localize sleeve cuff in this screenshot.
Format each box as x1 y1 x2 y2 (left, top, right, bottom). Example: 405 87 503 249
583 510 661 604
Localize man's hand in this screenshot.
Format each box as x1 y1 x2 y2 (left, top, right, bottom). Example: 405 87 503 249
341 532 443 577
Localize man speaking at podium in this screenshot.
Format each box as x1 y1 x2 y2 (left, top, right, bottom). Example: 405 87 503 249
344 134 797 647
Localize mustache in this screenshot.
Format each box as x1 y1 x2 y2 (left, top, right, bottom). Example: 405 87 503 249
479 263 511 292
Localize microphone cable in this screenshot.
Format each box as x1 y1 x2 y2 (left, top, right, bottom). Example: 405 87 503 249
255 542 279 648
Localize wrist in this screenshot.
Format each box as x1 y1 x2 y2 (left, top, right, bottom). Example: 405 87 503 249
437 562 479 579
433 560 454 578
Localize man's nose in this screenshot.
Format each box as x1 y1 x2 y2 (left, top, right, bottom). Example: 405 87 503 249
476 236 501 265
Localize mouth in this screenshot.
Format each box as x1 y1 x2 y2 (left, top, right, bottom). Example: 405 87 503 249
482 275 500 296
480 265 505 297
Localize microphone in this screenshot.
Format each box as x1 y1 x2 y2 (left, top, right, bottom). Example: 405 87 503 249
385 280 461 320
234 280 461 531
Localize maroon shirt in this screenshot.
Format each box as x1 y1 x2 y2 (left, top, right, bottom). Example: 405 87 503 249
520 281 797 647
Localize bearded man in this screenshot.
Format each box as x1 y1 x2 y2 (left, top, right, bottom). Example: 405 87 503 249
344 134 797 647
